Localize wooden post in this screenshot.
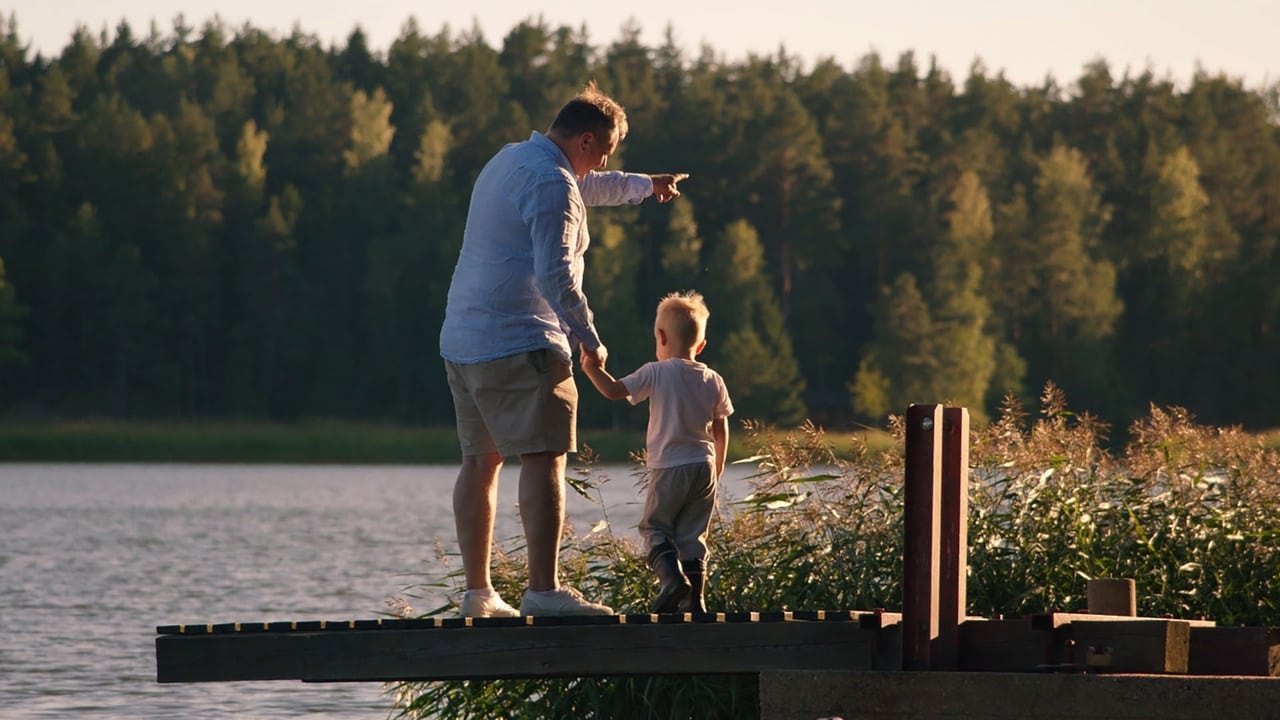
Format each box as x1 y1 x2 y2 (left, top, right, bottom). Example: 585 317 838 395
936 406 969 670
902 403 943 671
1087 578 1137 616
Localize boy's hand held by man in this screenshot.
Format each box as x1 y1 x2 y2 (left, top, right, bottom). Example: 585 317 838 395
581 345 607 370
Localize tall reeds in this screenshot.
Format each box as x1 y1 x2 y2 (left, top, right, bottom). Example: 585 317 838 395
393 384 1280 719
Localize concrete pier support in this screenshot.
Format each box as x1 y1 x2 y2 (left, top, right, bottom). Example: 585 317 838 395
759 670 1280 720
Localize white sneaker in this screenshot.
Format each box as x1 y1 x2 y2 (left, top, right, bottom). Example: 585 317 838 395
520 586 614 616
460 589 520 618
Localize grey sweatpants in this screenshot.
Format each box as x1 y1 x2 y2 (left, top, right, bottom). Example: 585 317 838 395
638 461 716 561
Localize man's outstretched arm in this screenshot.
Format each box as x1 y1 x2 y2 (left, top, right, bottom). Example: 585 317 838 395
578 171 689 206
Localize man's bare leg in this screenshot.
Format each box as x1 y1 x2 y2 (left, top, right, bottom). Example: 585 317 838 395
518 451 566 591
453 452 503 590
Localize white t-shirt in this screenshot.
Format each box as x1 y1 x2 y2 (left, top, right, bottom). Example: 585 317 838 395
620 358 734 469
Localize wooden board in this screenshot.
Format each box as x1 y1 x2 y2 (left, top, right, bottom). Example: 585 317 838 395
1188 626 1280 676
1066 619 1190 674
958 618 1053 672
156 613 886 683
1030 612 1215 631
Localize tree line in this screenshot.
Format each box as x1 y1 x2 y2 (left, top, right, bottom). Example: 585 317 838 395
1 14 1278 433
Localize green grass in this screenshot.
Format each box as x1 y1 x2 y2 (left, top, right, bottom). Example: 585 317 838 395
0 419 458 463
0 418 892 464
0 414 1264 467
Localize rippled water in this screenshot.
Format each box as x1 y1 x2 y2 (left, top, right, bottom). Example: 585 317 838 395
0 462 759 719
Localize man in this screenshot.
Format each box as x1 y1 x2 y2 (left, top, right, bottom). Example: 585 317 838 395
439 82 688 617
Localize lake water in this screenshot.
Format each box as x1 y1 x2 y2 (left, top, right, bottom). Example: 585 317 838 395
0 462 763 719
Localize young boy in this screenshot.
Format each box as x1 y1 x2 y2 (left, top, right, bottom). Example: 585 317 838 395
580 290 733 614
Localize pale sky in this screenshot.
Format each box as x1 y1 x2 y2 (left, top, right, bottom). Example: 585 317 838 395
4 0 1277 90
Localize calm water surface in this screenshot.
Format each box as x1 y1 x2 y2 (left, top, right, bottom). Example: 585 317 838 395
0 462 759 719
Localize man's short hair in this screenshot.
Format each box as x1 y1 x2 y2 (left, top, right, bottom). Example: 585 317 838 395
657 290 710 350
549 81 628 140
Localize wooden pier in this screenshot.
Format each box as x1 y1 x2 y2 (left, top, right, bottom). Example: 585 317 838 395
155 610 901 683
155 404 1280 718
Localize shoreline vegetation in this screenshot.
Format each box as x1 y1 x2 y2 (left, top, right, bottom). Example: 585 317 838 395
0 417 1274 465
0 418 896 465
395 390 1280 718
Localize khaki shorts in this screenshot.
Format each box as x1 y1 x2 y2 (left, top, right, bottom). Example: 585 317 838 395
445 349 577 457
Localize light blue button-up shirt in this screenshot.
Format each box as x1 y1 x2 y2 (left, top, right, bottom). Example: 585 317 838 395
440 132 654 364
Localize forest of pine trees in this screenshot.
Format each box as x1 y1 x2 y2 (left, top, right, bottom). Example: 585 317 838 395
0 14 1278 433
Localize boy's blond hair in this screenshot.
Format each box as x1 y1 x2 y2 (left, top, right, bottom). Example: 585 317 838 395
656 290 710 350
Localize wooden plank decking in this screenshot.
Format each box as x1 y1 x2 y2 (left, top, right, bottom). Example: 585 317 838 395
154 404 1280 693
155 610 899 683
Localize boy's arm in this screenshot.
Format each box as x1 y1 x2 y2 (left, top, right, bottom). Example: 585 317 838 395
579 352 630 400
711 416 729 479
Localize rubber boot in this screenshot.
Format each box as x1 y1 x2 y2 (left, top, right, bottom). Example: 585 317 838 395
679 558 707 616
648 543 691 613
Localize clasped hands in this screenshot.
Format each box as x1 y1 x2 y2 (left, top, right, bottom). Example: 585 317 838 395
580 344 608 370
